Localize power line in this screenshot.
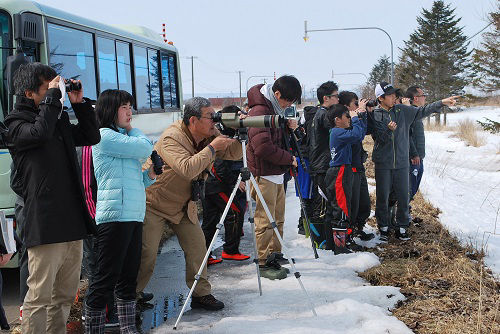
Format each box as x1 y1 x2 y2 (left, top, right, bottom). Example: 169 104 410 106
465 21 495 42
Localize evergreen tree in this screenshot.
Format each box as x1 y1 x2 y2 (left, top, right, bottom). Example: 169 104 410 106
368 55 391 89
396 1 471 102
472 4 500 94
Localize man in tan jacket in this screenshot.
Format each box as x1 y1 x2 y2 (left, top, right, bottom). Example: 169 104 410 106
137 97 242 310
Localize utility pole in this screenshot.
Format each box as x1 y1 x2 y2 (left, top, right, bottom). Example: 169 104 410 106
185 56 198 98
237 70 243 107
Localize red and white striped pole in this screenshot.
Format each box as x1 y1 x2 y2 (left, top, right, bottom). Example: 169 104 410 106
162 23 167 43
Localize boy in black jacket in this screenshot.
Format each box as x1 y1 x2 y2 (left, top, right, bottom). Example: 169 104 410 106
324 104 366 254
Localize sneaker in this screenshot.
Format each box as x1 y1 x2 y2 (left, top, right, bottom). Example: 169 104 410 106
136 291 154 303
221 251 250 261
105 308 119 328
191 294 224 311
208 255 222 266
356 230 375 241
259 265 288 280
379 227 389 242
346 237 363 252
395 228 410 241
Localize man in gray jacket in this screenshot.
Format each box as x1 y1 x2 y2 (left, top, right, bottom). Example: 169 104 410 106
370 82 458 241
406 86 426 203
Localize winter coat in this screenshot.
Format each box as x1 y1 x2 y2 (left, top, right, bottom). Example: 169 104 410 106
370 101 442 170
308 105 330 175
205 159 242 196
409 117 425 159
92 127 155 224
329 116 366 167
4 89 100 248
246 84 294 177
299 106 318 160
351 112 369 171
144 120 242 225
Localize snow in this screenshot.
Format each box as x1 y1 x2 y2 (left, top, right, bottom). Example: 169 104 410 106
419 106 500 276
155 185 411 333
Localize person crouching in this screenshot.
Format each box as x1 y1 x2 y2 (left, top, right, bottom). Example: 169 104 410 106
84 90 158 333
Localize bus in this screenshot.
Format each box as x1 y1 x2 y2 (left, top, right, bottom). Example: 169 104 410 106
0 0 183 266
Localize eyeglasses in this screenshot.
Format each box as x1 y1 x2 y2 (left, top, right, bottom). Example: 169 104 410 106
199 113 215 121
326 94 339 98
415 94 427 98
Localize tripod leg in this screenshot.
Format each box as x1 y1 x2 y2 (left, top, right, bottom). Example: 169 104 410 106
173 175 243 330
244 177 263 296
249 175 317 317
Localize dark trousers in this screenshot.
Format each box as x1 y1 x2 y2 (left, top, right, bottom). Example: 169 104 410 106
375 168 410 229
325 165 353 224
83 236 115 314
409 160 424 201
0 270 8 328
15 196 29 304
202 192 244 255
351 170 371 231
87 222 142 309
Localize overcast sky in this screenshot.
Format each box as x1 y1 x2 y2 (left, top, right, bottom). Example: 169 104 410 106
36 0 496 98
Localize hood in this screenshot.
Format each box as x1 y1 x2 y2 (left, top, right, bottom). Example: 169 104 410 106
247 84 270 109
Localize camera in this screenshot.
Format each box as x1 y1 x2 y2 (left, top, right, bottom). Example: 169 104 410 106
211 112 286 129
366 100 378 108
191 179 205 201
65 79 82 92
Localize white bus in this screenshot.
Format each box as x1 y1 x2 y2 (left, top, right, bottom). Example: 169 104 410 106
0 0 183 266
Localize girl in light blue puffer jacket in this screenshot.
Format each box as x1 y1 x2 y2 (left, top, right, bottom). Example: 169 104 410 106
85 90 157 334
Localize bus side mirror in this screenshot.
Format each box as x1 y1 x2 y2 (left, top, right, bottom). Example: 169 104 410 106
5 53 29 96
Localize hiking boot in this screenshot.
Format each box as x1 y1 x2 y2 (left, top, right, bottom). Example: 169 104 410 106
271 252 291 265
221 251 250 261
191 294 224 311
379 227 389 242
208 255 222 266
395 228 410 241
346 236 363 252
259 265 288 280
356 230 375 241
136 291 154 303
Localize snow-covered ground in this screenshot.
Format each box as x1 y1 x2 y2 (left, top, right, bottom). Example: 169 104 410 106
420 106 500 276
155 187 411 333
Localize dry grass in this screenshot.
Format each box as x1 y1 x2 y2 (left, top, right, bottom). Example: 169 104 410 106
463 95 500 108
360 192 500 333
455 119 487 147
424 122 453 132
360 138 499 333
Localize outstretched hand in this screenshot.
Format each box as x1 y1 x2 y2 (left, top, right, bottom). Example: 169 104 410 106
442 95 460 106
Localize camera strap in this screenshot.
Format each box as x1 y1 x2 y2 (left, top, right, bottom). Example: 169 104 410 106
57 79 66 119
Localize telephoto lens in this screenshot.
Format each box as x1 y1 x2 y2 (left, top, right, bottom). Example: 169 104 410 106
64 79 82 92
150 150 164 175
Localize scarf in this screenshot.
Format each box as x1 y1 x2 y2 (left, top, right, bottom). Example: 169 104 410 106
260 84 285 117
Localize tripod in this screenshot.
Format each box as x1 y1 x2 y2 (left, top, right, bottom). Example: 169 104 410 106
173 128 317 330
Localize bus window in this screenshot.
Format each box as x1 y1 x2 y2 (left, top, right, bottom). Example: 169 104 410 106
133 45 149 110
97 37 117 93
116 41 132 95
47 23 97 107
169 55 178 108
161 52 171 108
0 12 11 120
148 49 161 109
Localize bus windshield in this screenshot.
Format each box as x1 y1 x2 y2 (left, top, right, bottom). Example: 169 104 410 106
0 12 11 121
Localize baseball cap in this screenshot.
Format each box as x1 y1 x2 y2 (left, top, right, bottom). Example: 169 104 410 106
375 82 396 98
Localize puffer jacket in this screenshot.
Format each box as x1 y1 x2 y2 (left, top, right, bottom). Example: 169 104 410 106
92 127 155 224
246 84 294 176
